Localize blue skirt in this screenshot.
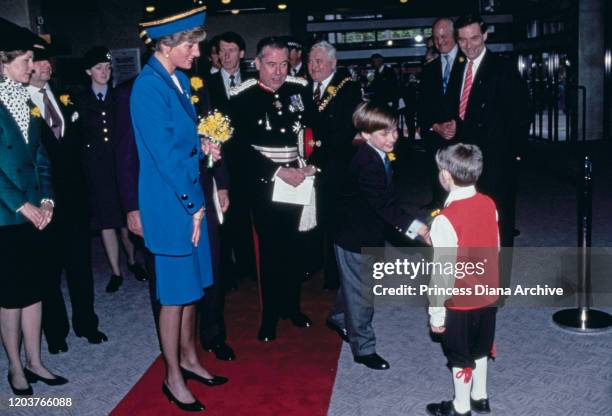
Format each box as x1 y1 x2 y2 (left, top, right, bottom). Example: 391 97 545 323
154 220 213 306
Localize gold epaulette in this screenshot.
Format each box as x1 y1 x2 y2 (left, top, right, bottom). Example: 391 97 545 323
285 75 308 87
229 78 257 97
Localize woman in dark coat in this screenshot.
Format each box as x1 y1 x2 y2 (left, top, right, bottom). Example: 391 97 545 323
76 46 147 293
0 18 67 395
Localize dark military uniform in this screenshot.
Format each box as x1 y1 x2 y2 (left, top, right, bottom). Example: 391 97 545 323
229 76 315 334
75 87 124 230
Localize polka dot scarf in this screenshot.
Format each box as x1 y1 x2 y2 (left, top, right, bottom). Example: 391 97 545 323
0 78 32 143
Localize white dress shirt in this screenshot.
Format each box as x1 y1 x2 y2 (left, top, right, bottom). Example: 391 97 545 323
460 48 487 94
26 83 66 138
440 44 459 75
221 68 241 98
291 62 303 77
312 71 335 95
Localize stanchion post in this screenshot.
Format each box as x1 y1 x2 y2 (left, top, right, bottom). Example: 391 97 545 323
553 156 612 332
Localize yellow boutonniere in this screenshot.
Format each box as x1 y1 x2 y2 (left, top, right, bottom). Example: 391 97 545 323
190 76 204 91
31 107 41 118
386 152 396 162
430 208 441 218
326 85 337 96
59 94 73 106
191 95 200 104
458 56 465 63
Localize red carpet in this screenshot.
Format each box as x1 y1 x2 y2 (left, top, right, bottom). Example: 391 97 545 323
110 274 342 416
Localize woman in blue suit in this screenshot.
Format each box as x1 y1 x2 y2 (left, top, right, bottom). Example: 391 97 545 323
0 19 67 395
130 4 226 412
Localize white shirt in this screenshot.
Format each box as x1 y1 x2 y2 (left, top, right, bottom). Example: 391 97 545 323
312 71 335 95
460 48 487 94
26 83 66 137
440 44 459 75
210 67 219 75
291 63 302 77
170 74 183 93
428 185 498 327
221 68 241 98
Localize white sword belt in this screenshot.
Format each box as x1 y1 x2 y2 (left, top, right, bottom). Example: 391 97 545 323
251 145 299 163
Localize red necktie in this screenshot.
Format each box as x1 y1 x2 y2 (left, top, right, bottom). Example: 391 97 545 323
459 60 473 120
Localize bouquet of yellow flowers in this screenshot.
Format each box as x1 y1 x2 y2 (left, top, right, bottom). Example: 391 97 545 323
198 110 234 168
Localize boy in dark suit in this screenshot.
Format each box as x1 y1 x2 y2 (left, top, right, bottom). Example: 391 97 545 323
328 102 429 370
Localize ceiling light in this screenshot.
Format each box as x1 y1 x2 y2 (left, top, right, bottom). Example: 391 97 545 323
231 9 240 14
386 40 394 46
145 6 155 12
221 0 231 4
277 3 288 10
414 34 423 42
400 0 409 3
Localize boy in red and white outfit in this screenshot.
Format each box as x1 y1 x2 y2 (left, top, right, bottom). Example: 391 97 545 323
426 143 499 416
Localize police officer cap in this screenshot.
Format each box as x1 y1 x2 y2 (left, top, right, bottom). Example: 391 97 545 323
83 46 112 69
0 17 45 52
283 36 302 51
139 0 207 44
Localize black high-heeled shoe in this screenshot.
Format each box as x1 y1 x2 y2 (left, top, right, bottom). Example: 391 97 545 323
161 382 205 412
24 368 68 386
7 373 33 396
180 366 228 387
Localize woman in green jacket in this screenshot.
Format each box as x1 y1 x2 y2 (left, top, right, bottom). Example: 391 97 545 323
0 18 67 396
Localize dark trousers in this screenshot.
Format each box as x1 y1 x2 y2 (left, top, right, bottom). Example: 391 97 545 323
442 308 497 369
424 132 448 206
219 191 257 284
41 212 99 344
252 201 305 329
198 198 229 346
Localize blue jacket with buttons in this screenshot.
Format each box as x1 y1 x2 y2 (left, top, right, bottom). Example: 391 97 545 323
130 56 205 255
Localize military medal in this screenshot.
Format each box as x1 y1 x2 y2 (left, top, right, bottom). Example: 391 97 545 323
289 94 304 112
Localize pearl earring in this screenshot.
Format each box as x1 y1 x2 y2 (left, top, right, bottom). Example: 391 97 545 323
164 53 170 59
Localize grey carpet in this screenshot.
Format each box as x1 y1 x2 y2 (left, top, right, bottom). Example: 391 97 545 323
328 142 612 416
0 141 611 415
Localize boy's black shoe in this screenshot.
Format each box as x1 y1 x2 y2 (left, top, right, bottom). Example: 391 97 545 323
426 401 471 416
353 353 389 370
470 398 491 414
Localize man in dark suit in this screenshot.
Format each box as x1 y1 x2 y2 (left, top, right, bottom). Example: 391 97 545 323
418 17 463 208
445 14 529 248
27 47 107 353
207 32 257 291
307 41 362 290
368 53 398 108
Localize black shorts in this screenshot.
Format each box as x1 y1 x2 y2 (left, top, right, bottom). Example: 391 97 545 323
442 307 497 369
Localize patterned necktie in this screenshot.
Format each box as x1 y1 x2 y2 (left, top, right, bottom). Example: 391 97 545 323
97 92 104 102
40 88 62 139
313 82 322 106
383 155 393 184
442 54 451 94
229 74 236 88
459 60 474 120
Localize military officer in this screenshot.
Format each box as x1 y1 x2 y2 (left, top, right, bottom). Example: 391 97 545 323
229 36 317 342
75 46 148 293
